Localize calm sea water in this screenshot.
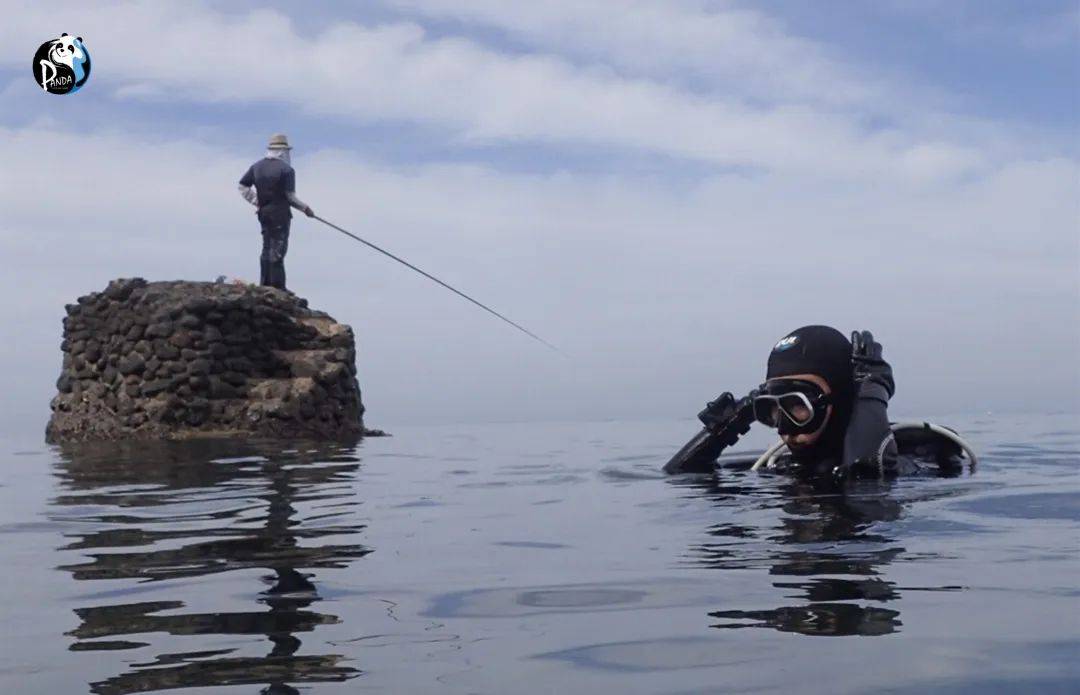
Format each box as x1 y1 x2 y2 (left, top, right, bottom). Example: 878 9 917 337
0 413 1076 694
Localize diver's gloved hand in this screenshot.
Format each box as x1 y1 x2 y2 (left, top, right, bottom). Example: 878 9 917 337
698 392 736 430
698 390 759 432
665 390 757 475
851 330 894 399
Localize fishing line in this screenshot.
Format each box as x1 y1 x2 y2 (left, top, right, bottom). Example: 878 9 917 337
313 215 560 353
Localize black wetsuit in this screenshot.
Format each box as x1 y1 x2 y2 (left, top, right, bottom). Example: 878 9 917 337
818 375 898 476
239 158 296 290
662 376 962 478
731 424 963 479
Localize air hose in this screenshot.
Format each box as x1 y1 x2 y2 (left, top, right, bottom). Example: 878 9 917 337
750 421 978 472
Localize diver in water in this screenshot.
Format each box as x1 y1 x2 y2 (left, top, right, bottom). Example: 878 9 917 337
663 325 969 478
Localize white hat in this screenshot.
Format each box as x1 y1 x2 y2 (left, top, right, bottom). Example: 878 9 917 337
267 133 292 150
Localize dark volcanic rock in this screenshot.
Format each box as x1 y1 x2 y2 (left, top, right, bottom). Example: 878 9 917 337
46 278 370 443
118 354 146 376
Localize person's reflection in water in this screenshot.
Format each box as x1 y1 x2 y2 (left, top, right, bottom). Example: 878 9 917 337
52 438 370 694
673 463 961 637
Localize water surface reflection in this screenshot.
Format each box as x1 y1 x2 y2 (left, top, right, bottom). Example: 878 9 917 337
674 463 963 637
51 438 369 694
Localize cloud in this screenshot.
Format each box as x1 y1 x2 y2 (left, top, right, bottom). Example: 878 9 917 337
381 0 901 109
877 0 1080 51
1 0 996 181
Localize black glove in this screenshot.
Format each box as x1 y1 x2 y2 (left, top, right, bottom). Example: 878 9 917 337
664 390 757 474
698 392 735 430
851 330 895 399
698 390 758 431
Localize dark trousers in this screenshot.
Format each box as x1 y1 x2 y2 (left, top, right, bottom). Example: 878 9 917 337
259 216 291 290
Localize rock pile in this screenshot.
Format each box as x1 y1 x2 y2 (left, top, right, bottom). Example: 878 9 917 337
47 278 368 442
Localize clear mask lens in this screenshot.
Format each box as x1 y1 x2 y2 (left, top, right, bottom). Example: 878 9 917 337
777 393 815 425
753 398 781 427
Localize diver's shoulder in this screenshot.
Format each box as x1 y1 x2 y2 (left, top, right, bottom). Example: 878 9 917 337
729 421 973 479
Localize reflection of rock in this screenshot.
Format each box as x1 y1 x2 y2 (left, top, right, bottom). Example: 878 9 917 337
84 654 356 695
53 438 368 693
69 600 337 641
56 440 372 582
47 278 373 442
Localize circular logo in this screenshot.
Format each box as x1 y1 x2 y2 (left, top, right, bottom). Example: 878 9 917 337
32 33 91 95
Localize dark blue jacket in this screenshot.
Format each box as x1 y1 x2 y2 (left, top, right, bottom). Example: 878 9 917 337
239 158 295 222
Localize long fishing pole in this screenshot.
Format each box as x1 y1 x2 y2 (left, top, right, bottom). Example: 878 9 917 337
313 215 559 352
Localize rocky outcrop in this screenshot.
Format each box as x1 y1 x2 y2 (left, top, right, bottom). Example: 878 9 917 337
47 278 370 442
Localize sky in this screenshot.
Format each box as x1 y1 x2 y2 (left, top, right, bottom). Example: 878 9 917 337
1 0 1077 434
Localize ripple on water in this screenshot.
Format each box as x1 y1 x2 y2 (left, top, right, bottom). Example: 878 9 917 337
45 437 371 692
952 492 1080 521
493 540 571 549
422 578 742 621
5 415 1078 694
598 466 667 481
534 636 771 673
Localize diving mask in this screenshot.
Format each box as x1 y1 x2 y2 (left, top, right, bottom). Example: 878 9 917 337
752 379 832 435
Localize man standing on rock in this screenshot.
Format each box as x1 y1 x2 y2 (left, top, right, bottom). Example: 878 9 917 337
238 134 315 290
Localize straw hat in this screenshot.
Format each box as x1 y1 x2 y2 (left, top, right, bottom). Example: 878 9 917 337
267 133 292 150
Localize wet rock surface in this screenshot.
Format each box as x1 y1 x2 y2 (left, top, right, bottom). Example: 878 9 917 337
47 278 371 442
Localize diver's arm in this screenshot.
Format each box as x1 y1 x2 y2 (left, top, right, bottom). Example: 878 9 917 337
841 380 893 473
840 331 896 474
663 392 756 474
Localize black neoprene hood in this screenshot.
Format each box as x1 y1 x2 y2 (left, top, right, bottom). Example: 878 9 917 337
766 325 853 398
765 325 854 456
